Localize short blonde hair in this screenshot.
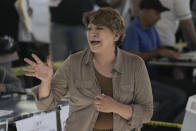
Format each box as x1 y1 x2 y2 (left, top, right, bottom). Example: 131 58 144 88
82 7 125 47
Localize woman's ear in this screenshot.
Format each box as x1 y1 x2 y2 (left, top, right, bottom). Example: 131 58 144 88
114 33 120 42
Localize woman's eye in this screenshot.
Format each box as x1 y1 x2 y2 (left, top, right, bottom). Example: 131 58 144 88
87 27 91 31
97 27 103 30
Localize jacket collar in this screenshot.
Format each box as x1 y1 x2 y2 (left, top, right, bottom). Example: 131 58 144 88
84 48 123 74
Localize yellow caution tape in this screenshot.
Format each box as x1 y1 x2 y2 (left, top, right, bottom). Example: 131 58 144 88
147 120 182 129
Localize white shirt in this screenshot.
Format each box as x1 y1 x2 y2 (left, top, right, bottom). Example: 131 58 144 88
29 0 51 43
116 0 133 26
155 0 192 47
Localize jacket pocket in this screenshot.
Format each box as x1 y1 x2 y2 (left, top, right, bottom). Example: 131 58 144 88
75 80 97 98
119 84 134 103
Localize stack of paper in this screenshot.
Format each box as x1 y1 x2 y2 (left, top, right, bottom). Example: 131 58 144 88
0 110 13 117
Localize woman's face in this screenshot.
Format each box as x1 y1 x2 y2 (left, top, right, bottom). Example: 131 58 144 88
86 23 120 54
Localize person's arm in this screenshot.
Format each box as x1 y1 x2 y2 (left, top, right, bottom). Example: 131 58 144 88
23 54 70 110
24 54 53 99
180 18 196 44
129 47 179 61
174 0 196 43
94 57 153 126
129 50 159 61
0 67 24 93
128 57 153 126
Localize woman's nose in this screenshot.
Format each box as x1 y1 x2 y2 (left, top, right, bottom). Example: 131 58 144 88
90 30 97 37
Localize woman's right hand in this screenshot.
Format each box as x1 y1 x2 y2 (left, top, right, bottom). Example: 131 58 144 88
23 54 53 82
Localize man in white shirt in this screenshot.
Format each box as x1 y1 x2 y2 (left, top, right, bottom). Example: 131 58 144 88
155 0 196 47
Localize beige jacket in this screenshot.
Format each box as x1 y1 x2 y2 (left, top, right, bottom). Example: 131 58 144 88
33 48 153 131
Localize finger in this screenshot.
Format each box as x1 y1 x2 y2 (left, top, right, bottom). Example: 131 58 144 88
47 56 52 68
32 54 43 64
94 104 101 111
94 100 101 105
24 58 37 67
95 106 99 111
94 104 99 108
22 67 35 72
25 73 36 77
95 94 104 100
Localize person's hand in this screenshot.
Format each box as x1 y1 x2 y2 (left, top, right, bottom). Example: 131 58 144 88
157 48 179 59
23 54 53 82
94 94 119 113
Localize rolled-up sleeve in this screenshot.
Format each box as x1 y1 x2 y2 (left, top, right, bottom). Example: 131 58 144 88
128 58 153 128
32 57 71 111
174 0 192 20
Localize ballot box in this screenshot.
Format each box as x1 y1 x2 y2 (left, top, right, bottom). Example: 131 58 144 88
181 95 196 131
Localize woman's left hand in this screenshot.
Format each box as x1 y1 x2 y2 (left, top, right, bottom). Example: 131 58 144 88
94 94 119 113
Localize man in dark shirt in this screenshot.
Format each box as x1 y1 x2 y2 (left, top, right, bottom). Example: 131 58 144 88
50 0 95 61
0 0 19 40
0 0 19 71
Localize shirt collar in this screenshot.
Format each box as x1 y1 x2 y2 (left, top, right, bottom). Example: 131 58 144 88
84 48 123 73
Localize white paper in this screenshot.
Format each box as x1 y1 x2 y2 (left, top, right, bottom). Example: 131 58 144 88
0 120 8 131
29 0 51 43
178 51 196 61
0 110 13 117
16 111 57 131
60 105 69 131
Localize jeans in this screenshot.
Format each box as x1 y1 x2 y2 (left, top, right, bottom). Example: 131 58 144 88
50 22 88 61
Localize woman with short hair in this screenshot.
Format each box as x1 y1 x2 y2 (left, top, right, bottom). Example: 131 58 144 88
23 7 153 131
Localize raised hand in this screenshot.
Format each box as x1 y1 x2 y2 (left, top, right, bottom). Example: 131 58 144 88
23 54 53 82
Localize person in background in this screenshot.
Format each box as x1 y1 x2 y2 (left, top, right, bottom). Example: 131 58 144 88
123 0 179 61
155 0 196 48
23 7 153 131
49 0 94 61
95 0 133 25
123 0 187 122
187 0 196 50
0 66 24 94
132 0 196 48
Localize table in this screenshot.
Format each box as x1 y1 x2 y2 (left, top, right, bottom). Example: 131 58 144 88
0 93 183 131
0 94 38 123
148 58 196 68
0 93 69 131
